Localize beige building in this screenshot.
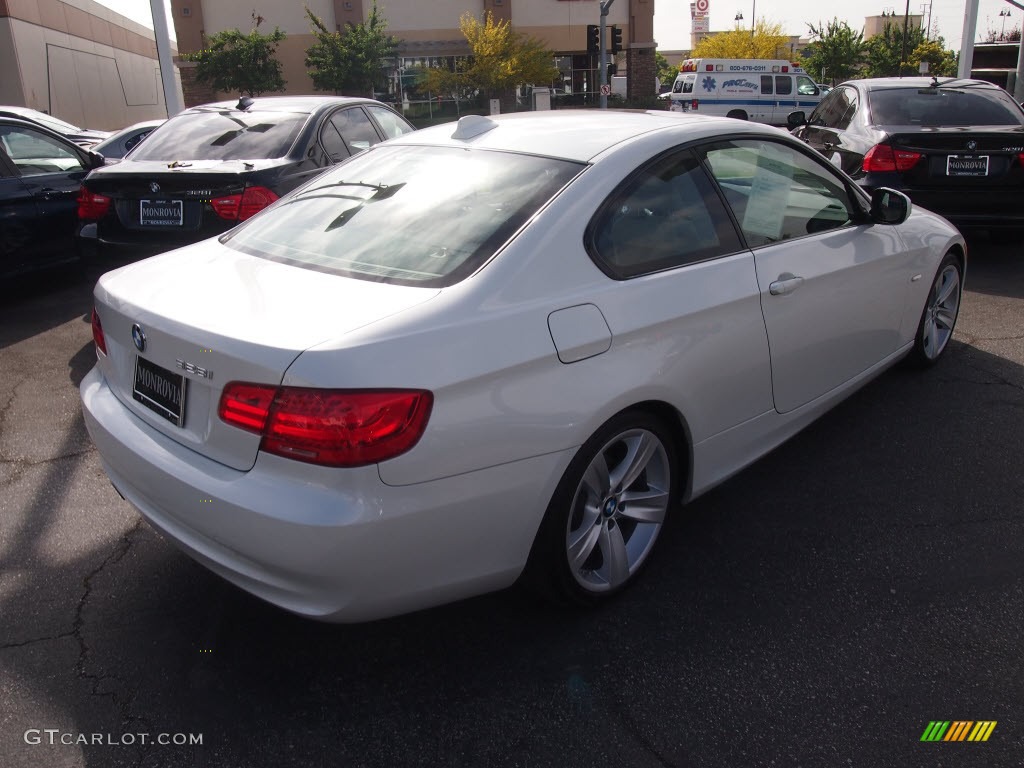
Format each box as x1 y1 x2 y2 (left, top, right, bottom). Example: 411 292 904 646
0 0 181 130
863 13 924 40
170 0 658 103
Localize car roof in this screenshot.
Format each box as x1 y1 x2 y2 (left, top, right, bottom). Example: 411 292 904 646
390 109 774 163
0 115 80 142
844 77 1001 91
186 96 378 115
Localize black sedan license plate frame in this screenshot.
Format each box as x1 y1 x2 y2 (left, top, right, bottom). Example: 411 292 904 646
946 154 989 177
139 198 184 226
133 356 187 426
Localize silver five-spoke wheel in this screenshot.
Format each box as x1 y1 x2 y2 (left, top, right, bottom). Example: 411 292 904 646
566 428 671 593
912 252 962 367
921 262 960 361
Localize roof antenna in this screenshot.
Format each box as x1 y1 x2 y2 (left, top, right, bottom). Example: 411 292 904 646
929 75 939 88
236 96 254 111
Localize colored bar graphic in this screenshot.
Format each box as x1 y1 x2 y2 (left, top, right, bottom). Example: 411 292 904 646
921 721 950 741
921 720 996 742
944 721 972 741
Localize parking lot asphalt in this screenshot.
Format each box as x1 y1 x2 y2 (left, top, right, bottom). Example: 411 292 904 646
1 237 1023 768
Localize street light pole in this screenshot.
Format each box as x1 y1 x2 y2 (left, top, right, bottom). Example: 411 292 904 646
751 0 756 38
599 0 615 109
900 0 911 77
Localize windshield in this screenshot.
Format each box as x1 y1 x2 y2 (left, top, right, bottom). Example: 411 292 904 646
130 110 308 161
868 87 1024 126
223 145 584 287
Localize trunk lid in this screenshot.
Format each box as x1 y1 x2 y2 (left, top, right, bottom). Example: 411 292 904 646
93 241 440 471
85 160 288 233
887 126 1024 188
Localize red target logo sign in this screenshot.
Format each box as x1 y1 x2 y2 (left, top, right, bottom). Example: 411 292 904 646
695 0 709 12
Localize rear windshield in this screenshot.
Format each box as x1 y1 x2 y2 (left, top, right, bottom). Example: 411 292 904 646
868 87 1024 126
130 110 308 161
223 144 584 287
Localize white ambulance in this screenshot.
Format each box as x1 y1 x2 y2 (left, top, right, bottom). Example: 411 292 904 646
667 59 823 126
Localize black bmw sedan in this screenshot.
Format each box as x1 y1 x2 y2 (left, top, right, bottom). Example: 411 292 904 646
788 78 1024 234
77 96 415 259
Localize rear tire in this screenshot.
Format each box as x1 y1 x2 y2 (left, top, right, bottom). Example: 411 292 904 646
524 410 680 606
909 252 962 367
726 110 748 120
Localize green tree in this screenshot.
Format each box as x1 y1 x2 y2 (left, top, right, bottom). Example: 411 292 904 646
864 20 927 77
909 39 958 77
304 2 399 96
655 52 678 90
424 12 558 107
183 12 286 97
804 19 865 85
691 20 791 59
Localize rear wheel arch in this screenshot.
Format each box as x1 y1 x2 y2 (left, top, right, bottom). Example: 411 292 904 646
521 399 693 605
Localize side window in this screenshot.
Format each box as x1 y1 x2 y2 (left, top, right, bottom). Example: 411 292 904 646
836 88 858 129
0 126 84 176
681 77 694 94
760 75 773 95
775 76 793 96
699 139 854 248
366 105 414 140
796 76 819 96
589 149 744 279
809 88 850 129
672 77 684 94
320 121 349 163
329 107 381 157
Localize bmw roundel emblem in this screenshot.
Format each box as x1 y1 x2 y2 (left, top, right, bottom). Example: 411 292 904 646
131 323 146 352
149 181 161 194
966 140 977 151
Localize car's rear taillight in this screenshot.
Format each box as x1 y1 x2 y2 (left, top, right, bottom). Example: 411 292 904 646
91 308 107 355
1018 152 1024 167
77 186 111 220
863 144 922 173
210 185 279 222
218 383 433 467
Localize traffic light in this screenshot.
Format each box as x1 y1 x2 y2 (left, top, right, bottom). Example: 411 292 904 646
610 26 623 54
607 63 618 77
586 24 600 54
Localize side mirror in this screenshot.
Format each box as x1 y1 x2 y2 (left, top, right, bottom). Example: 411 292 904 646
870 187 911 225
786 111 807 130
87 150 106 169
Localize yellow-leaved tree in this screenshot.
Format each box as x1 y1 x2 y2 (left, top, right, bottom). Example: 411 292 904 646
692 21 793 59
424 12 558 109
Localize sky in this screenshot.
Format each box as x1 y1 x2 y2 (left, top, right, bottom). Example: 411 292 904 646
652 0 1022 52
97 0 1020 57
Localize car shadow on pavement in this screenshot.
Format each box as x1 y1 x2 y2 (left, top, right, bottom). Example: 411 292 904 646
0 256 138 352
2 332 1024 768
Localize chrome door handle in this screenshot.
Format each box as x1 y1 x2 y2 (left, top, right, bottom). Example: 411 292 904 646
769 275 804 295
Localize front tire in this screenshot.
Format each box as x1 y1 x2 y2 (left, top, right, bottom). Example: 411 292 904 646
525 410 680 606
909 252 962 367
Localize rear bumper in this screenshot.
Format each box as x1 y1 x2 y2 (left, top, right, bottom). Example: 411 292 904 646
80 365 572 622
77 221 227 260
859 178 1024 228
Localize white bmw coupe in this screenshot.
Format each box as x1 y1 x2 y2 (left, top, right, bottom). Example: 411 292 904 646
81 110 965 622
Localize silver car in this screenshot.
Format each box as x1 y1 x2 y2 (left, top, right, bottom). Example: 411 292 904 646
81 110 965 622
